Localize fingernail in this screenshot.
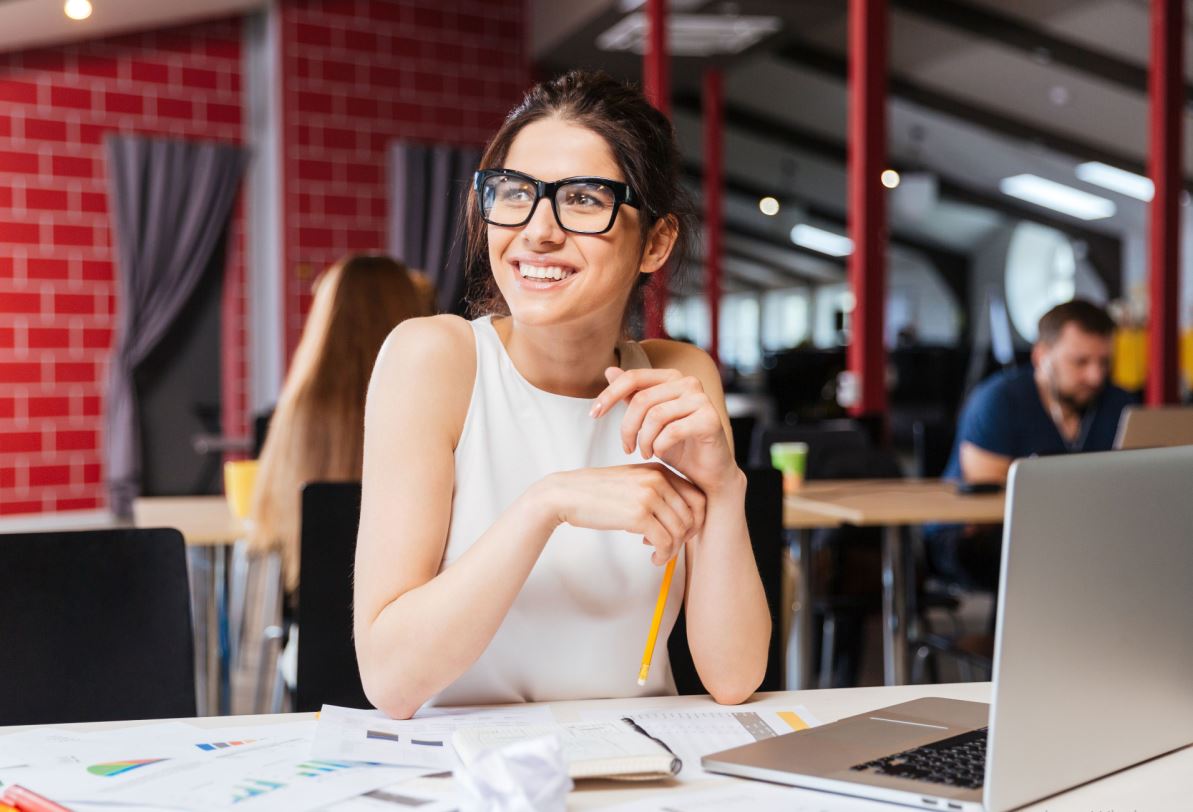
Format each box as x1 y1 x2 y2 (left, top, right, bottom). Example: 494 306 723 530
589 401 601 417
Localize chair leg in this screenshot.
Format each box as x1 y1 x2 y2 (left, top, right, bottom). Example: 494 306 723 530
252 552 284 714
819 614 837 689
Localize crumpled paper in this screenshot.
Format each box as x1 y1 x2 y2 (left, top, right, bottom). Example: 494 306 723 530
454 733 574 812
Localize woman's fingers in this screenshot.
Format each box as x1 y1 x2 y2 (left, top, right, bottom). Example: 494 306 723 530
636 394 705 458
591 367 682 418
616 379 692 453
642 483 689 555
666 471 707 535
643 516 678 564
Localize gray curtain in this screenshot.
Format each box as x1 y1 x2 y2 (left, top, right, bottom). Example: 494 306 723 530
388 141 480 313
104 136 249 518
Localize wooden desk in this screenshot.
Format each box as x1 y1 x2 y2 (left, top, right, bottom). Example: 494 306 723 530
133 495 247 717
132 495 245 546
5 684 1187 811
785 480 1006 686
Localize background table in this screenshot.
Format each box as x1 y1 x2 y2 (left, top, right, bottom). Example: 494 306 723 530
5 684 1187 810
785 480 1006 686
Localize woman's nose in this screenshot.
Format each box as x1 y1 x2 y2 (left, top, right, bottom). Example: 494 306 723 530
521 197 565 246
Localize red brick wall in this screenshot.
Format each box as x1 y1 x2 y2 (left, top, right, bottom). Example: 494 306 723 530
279 0 529 356
0 0 530 517
0 19 247 516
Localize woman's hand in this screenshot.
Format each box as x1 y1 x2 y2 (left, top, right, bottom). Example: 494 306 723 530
538 463 706 565
591 367 738 495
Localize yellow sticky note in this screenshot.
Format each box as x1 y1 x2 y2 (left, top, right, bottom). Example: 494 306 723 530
777 710 809 732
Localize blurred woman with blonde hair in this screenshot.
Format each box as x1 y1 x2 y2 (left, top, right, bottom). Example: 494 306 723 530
250 253 433 593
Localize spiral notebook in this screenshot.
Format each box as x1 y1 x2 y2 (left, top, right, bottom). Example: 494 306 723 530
451 720 681 780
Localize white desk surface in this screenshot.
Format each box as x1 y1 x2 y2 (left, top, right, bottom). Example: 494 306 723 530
4 682 1188 810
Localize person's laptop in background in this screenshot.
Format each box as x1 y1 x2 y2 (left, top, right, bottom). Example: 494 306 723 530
1113 404 1193 449
703 446 1193 811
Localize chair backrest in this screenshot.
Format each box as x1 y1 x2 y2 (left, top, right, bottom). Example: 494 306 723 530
668 467 785 695
728 414 757 469
296 481 370 712
0 528 196 725
747 423 870 478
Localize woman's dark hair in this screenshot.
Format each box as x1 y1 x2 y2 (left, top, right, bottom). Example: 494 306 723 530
464 70 696 326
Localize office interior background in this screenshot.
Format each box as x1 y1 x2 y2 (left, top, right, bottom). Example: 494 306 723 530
1 0 1191 521
1 0 1193 699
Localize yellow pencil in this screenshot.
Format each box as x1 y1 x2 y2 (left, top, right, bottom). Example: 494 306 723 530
638 556 677 686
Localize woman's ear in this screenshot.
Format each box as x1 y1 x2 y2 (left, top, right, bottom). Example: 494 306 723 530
638 215 679 276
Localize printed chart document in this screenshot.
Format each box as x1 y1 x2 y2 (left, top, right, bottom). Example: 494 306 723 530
581 706 821 780
0 721 426 811
452 721 680 780
312 703 555 770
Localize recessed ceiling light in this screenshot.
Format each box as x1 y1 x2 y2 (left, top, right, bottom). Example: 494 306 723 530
881 169 900 189
759 196 780 216
790 224 853 257
64 0 92 20
1075 161 1154 202
597 13 782 56
999 174 1116 220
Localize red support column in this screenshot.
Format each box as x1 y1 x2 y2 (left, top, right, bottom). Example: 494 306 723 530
1147 0 1182 405
703 69 724 366
643 0 669 339
847 0 888 418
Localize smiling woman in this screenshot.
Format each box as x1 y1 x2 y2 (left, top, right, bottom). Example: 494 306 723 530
352 70 771 719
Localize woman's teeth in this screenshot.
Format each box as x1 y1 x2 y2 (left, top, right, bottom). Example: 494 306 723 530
519 264 574 281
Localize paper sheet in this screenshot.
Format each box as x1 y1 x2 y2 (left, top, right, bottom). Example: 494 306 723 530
596 780 893 811
580 706 821 781
321 784 459 811
311 704 556 770
1 721 425 812
454 722 668 764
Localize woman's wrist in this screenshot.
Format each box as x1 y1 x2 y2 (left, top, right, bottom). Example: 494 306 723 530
703 465 747 502
522 473 568 534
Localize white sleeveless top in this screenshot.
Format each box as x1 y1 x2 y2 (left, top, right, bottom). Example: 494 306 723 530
428 315 686 706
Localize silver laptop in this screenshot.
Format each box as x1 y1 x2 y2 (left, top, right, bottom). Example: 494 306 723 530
1114 404 1193 450
703 446 1193 811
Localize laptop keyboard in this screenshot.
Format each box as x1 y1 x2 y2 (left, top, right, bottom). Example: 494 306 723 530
850 727 987 790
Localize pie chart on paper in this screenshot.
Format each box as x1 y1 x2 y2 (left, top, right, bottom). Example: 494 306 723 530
86 758 168 777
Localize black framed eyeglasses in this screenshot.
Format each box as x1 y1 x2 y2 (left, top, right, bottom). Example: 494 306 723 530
474 168 642 235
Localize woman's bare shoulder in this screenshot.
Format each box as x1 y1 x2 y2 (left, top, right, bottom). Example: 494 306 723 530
640 338 719 380
369 315 476 442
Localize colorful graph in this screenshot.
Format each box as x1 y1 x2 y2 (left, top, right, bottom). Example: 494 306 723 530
196 739 258 752
229 759 362 803
86 759 168 777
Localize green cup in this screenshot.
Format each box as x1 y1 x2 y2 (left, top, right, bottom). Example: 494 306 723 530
770 441 809 493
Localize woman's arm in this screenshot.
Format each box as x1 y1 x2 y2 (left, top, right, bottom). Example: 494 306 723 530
595 344 771 704
354 318 704 718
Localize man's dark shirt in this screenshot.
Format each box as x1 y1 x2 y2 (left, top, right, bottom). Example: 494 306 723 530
942 366 1135 481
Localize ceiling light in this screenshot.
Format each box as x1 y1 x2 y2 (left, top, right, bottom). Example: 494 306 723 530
999 174 1116 220
64 0 92 20
790 224 853 257
597 13 782 56
759 196 780 216
881 169 900 189
1075 162 1154 202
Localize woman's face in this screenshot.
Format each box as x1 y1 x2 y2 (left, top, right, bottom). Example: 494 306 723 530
487 117 663 331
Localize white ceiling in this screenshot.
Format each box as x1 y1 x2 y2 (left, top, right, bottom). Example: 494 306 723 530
0 0 262 54
534 0 1185 278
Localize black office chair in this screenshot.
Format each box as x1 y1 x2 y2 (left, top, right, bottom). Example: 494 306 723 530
295 481 371 712
668 466 785 695
0 528 196 725
728 414 757 469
